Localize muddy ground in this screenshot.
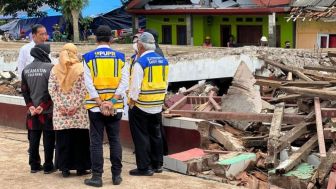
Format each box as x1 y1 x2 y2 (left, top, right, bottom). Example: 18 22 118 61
0 126 241 189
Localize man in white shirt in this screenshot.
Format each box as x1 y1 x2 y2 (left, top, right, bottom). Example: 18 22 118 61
128 32 169 176
17 24 48 80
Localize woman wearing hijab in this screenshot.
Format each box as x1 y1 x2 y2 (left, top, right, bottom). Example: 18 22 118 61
48 43 91 177
21 44 55 174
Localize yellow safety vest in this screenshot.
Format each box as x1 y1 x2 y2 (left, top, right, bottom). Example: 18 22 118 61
83 48 125 110
135 52 169 108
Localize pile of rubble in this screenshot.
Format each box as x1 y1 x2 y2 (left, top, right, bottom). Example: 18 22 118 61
163 52 336 189
0 71 20 96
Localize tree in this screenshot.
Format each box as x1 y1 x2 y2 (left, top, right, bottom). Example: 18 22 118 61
0 0 60 17
60 0 88 43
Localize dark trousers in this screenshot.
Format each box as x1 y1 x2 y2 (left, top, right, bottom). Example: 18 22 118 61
29 130 55 171
88 111 122 176
129 106 163 170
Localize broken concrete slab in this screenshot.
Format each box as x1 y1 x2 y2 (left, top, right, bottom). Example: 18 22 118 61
212 152 257 178
163 148 219 175
221 61 262 130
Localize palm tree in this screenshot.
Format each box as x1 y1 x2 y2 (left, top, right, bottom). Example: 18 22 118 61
60 0 88 43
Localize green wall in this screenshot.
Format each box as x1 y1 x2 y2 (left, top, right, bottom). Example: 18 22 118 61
146 14 294 48
146 15 186 45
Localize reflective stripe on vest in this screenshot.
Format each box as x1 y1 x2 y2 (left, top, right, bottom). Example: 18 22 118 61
84 51 125 110
135 53 169 108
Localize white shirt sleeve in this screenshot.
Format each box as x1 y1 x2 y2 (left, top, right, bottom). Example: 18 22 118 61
17 47 27 80
129 63 143 101
115 62 129 96
83 60 99 99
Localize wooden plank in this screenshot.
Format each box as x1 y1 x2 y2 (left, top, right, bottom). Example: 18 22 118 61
327 172 336 189
168 110 305 124
321 108 336 118
293 70 314 81
282 81 331 87
256 79 282 88
307 143 336 189
275 134 318 175
210 124 245 151
287 72 293 81
266 103 285 168
280 86 336 100
304 65 336 73
305 101 331 122
269 94 302 103
165 96 188 113
314 97 327 158
209 97 222 111
274 122 311 153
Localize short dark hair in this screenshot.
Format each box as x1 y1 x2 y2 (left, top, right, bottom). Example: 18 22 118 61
95 25 112 43
31 24 45 35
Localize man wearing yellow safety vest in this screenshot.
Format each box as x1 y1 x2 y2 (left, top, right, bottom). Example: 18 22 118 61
83 25 128 187
128 32 169 176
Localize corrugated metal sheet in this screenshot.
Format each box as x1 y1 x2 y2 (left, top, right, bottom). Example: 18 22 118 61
292 0 336 7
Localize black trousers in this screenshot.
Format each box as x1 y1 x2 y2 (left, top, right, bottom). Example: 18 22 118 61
55 129 91 171
29 130 55 171
88 111 122 176
129 106 163 170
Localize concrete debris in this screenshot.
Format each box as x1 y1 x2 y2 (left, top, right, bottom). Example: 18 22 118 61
221 61 262 130
0 71 20 96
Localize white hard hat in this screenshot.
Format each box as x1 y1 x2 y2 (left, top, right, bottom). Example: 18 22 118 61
260 36 268 42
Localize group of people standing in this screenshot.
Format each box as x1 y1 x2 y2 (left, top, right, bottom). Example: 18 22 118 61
18 24 169 187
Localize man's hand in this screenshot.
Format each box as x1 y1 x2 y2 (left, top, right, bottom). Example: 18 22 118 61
128 99 135 109
100 101 114 116
34 106 43 115
29 106 36 116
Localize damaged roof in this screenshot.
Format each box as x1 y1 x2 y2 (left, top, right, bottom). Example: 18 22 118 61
292 0 336 7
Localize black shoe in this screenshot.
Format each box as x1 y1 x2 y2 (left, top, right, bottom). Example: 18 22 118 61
44 168 56 174
84 173 103 187
153 166 163 173
129 168 154 176
77 170 91 176
30 165 43 173
62 170 70 177
112 175 122 185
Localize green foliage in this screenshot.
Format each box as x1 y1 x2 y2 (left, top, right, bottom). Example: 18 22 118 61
0 0 60 17
80 16 93 30
60 0 89 22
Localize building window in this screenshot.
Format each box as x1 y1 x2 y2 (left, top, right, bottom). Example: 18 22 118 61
178 18 185 22
256 17 263 22
222 17 229 22
245 18 253 22
318 34 336 48
236 17 243 22
163 18 170 22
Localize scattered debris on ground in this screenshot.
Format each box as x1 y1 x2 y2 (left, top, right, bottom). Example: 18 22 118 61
0 71 20 96
164 51 336 188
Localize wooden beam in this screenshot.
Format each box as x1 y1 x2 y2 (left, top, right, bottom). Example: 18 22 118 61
168 110 305 124
210 123 245 151
321 108 336 118
274 122 312 153
266 102 285 168
209 97 222 111
165 96 188 113
280 86 336 100
304 65 336 73
293 70 314 81
307 143 336 189
287 72 293 81
282 81 331 88
275 134 318 175
270 94 302 103
327 172 336 189
314 97 327 158
256 79 282 88
305 100 331 122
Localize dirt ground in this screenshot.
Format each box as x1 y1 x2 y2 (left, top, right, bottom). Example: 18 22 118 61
0 126 242 189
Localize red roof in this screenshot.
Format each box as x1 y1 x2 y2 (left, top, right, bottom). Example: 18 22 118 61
127 7 289 15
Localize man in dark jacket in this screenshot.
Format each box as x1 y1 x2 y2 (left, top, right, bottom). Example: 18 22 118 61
21 44 55 174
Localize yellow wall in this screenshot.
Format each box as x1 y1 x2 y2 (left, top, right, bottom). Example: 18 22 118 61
296 20 336 49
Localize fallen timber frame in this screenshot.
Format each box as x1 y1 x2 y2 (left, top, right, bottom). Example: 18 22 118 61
164 96 305 124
